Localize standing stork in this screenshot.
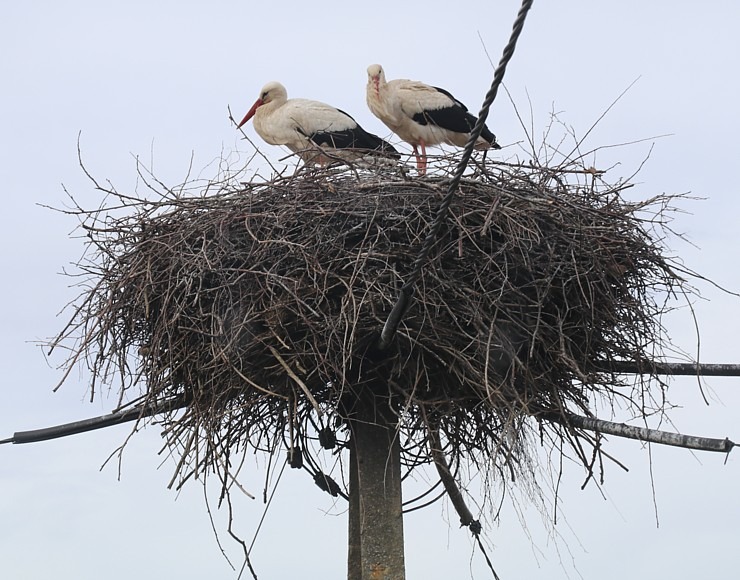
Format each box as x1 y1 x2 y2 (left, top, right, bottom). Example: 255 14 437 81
366 64 500 175
237 81 398 165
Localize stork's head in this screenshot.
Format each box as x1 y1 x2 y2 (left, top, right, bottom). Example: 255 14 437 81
366 64 385 94
237 81 288 128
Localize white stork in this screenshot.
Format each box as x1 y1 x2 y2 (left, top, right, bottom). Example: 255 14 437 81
366 64 500 175
237 81 398 165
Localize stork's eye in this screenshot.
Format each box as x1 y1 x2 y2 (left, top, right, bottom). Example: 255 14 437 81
262 91 269 100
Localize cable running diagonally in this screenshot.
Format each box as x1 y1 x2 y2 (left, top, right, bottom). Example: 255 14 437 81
377 0 535 350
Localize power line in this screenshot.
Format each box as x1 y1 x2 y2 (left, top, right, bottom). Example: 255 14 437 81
377 0 535 351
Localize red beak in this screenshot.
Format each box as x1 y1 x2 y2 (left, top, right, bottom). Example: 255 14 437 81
237 98 263 128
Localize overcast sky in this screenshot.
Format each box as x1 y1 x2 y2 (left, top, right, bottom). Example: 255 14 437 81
1 1 739 578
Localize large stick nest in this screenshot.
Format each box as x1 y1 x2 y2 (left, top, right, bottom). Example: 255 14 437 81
54 159 689 486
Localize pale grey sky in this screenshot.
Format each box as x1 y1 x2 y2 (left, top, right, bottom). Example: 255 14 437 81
1 1 739 578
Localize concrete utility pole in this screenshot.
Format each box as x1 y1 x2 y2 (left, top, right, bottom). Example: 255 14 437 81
347 394 405 580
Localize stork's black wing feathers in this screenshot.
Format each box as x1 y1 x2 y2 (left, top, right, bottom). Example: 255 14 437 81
299 111 400 157
432 86 468 111
412 87 500 148
308 129 399 157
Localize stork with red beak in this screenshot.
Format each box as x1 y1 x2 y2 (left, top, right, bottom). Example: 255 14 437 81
366 64 500 175
237 81 398 165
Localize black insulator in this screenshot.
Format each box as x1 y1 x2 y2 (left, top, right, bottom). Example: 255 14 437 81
288 446 303 469
318 426 337 449
313 472 342 497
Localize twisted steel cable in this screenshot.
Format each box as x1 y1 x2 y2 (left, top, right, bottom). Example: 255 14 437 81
377 0 535 350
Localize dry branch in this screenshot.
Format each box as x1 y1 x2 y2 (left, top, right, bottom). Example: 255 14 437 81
548 412 735 453
607 360 740 377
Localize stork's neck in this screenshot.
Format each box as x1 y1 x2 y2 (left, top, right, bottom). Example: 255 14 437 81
251 97 288 146
372 75 386 100
254 97 284 122
368 76 404 130
367 76 388 116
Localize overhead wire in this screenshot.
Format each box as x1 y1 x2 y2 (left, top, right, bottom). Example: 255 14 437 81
377 0 535 351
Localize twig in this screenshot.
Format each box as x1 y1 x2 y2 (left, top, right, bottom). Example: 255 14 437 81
268 346 322 416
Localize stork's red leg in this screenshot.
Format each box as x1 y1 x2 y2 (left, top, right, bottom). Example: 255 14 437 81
418 140 427 176
412 145 424 175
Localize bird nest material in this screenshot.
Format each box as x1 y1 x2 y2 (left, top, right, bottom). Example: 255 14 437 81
53 158 690 489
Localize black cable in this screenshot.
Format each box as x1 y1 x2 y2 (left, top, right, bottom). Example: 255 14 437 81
377 0 535 351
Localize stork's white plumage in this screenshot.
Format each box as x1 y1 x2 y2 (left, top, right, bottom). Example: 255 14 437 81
238 81 398 165
366 64 500 175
